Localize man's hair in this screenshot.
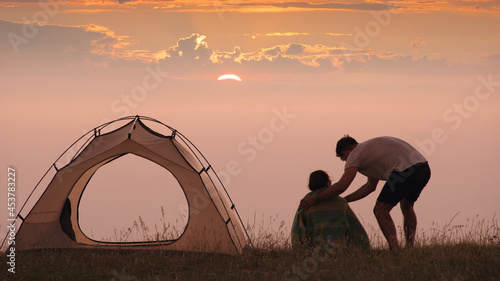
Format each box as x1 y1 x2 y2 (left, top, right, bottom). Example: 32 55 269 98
336 135 358 157
308 170 330 191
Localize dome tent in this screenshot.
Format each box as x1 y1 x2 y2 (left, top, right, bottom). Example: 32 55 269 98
4 116 250 255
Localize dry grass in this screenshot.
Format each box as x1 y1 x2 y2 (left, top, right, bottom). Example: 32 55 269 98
2 215 499 281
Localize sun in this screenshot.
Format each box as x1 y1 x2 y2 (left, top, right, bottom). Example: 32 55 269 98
217 74 242 81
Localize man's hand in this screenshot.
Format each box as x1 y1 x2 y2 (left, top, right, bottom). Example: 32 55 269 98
299 167 357 210
299 195 315 210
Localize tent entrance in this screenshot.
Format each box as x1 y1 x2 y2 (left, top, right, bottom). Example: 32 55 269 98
78 153 189 243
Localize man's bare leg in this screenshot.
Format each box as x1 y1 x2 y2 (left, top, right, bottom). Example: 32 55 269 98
374 201 399 250
400 199 417 247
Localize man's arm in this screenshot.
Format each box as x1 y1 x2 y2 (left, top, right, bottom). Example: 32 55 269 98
344 177 379 203
299 167 357 209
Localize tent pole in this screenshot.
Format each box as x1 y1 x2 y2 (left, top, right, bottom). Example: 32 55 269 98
128 116 139 139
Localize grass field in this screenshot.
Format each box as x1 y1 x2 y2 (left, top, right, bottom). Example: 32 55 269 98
2 216 499 281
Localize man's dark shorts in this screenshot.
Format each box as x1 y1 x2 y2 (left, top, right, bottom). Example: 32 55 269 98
377 162 431 206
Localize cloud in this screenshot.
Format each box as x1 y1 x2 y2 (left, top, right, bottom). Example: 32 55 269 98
0 0 395 12
325 33 352 37
486 53 500 62
232 1 402 12
264 46 281 56
62 9 117 14
451 0 500 11
5 0 496 14
285 43 304 55
0 19 156 70
411 37 427 48
0 19 99 62
0 0 45 3
1 19 498 79
411 37 426 58
265 32 310 37
232 43 340 69
156 37 341 75
85 24 136 57
211 46 242 63
163 33 214 64
245 32 351 39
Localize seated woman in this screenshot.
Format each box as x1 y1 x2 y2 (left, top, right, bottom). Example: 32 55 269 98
291 170 370 249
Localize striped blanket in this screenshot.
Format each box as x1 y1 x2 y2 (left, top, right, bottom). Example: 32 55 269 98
291 187 370 249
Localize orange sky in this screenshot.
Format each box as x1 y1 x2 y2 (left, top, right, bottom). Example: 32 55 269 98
1 0 499 244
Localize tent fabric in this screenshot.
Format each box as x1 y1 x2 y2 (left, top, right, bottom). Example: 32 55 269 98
13 117 249 255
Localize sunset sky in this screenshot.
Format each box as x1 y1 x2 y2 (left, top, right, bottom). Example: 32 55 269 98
1 0 499 244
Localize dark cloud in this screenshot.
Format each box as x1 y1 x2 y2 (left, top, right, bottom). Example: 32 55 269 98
451 0 500 11
286 43 305 55
486 53 500 62
0 19 102 63
233 1 401 11
0 0 50 2
0 19 146 72
329 48 363 55
264 46 281 56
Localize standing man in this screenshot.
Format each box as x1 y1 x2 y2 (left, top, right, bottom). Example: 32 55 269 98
300 135 431 249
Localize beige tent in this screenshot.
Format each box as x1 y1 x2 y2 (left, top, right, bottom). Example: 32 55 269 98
7 116 250 255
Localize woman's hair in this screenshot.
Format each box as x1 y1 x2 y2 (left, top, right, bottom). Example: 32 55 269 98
308 170 330 191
